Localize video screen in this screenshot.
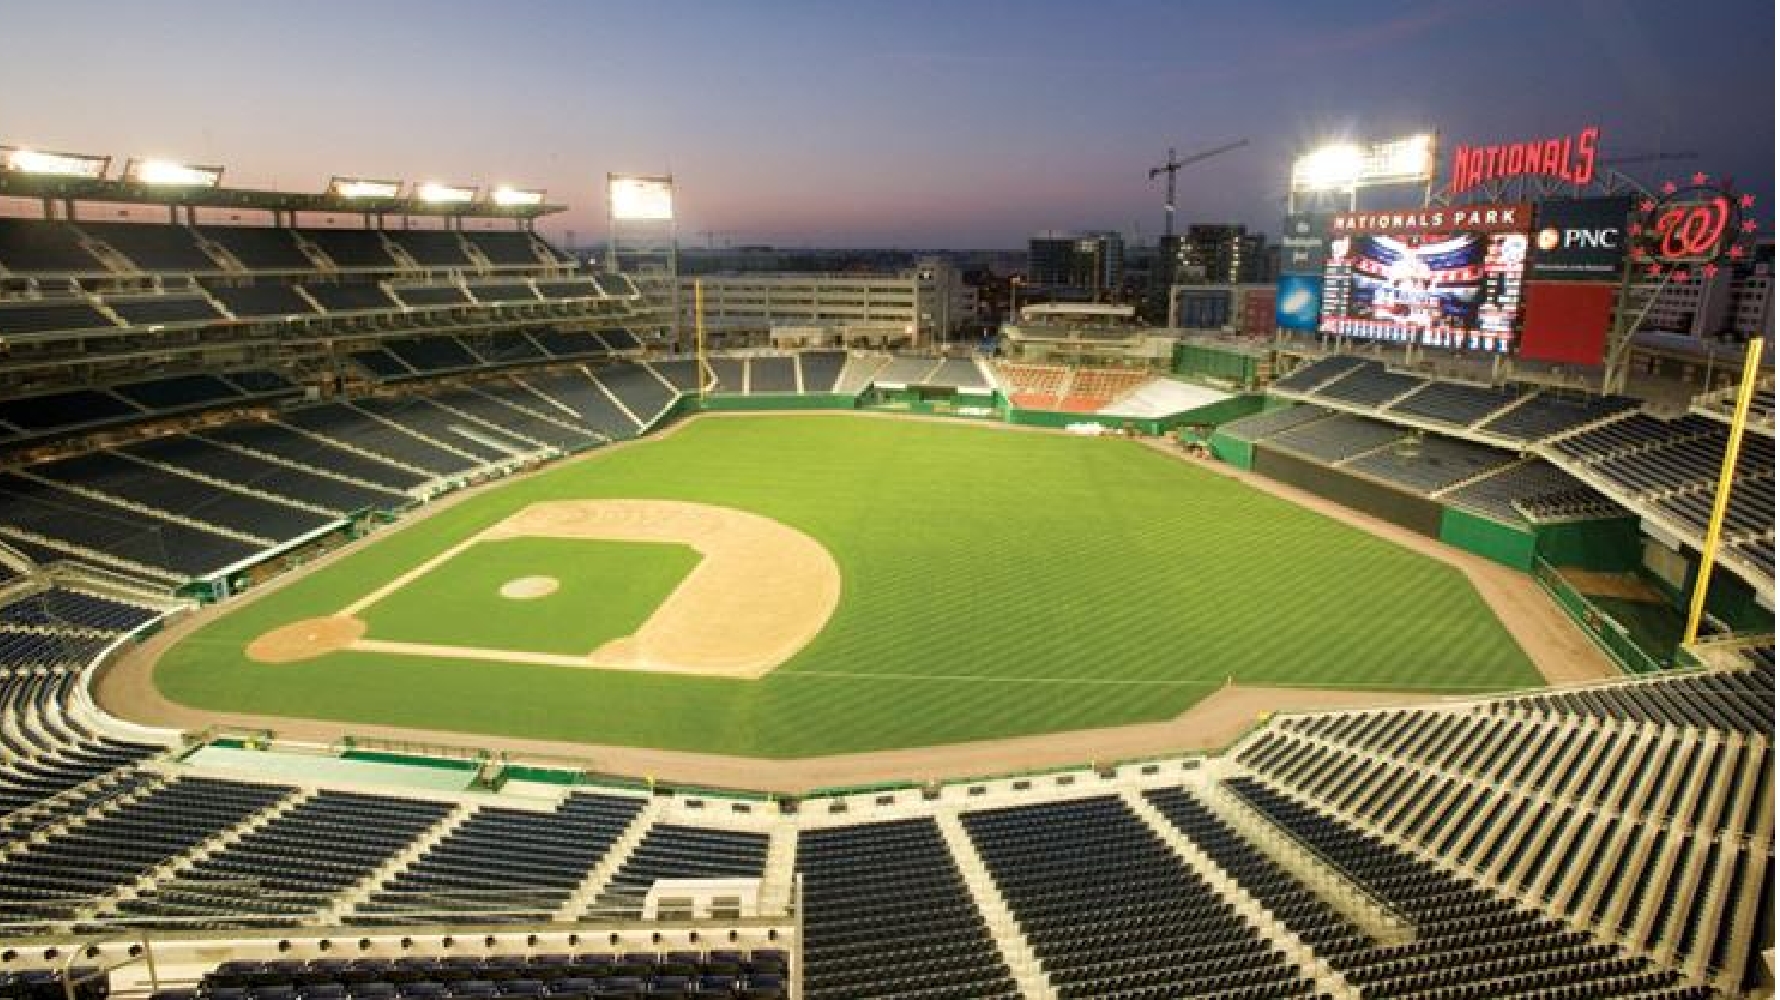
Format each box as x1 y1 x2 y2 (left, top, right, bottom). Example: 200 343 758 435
1319 230 1527 352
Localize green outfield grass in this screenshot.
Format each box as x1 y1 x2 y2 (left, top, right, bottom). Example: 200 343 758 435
156 415 1544 757
358 537 701 655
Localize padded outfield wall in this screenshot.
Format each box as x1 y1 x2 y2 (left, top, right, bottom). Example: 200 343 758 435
1251 445 1446 537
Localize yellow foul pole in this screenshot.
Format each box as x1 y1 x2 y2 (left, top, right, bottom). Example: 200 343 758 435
694 278 707 403
1681 336 1766 646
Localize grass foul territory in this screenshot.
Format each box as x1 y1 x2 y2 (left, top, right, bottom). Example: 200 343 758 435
155 416 1541 757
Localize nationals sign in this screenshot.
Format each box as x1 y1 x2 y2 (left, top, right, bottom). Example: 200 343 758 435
1448 126 1600 195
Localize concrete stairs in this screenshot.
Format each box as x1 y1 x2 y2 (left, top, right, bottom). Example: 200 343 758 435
330 800 483 922
933 811 1055 1000
1122 788 1351 998
552 797 664 921
753 819 800 916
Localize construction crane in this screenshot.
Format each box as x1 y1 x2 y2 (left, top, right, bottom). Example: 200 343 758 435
1148 139 1249 240
1598 147 1698 168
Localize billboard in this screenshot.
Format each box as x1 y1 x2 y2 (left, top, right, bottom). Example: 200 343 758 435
1240 288 1275 337
1519 282 1615 365
1176 288 1232 330
608 174 674 221
1530 197 1632 281
1280 213 1331 274
1320 206 1530 352
1276 274 1322 331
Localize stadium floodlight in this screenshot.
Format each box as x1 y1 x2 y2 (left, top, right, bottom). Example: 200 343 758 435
328 176 403 199
1291 134 1436 193
0 146 109 179
490 185 545 207
123 158 223 188
416 181 477 204
608 174 674 221
1291 144 1366 192
1385 133 1436 179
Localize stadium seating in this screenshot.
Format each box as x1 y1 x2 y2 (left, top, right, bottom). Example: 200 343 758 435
28 452 333 543
1265 413 1406 463
77 222 220 272
1439 459 1616 525
0 219 110 273
195 225 314 271
512 371 642 442
384 231 474 269
120 435 408 514
748 356 798 393
1215 403 1333 443
797 351 845 393
798 818 1018 1000
588 824 769 917
1272 354 1371 393
207 282 318 318
1478 392 1638 443
111 791 454 929
1385 380 1525 427
1058 367 1148 411
1224 777 1698 1000
351 793 644 925
304 282 400 312
992 361 1069 409
1314 363 1428 408
0 301 118 336
0 471 262 577
1343 434 1518 495
294 400 503 471
1234 661 1773 990
963 794 1317 999
463 231 554 268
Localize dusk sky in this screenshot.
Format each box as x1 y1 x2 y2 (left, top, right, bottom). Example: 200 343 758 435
1 0 1772 248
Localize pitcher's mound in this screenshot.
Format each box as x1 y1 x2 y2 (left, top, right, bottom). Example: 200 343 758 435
500 576 560 600
247 616 366 664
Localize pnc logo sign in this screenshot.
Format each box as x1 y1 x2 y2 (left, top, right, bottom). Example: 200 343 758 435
1537 227 1620 252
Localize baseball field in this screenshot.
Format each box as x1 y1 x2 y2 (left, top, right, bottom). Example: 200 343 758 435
147 414 1544 757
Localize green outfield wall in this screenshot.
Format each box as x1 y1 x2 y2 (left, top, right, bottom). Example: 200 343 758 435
1172 342 1264 387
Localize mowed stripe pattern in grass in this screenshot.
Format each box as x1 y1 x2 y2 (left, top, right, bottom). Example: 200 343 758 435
155 416 1542 757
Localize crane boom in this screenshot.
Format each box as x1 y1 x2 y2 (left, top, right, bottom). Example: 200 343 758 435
1148 139 1249 239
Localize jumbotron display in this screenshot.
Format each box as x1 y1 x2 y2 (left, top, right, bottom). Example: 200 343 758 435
1319 204 1531 353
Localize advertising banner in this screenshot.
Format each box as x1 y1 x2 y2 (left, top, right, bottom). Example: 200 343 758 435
1281 213 1331 274
1275 274 1322 331
1530 197 1633 281
1519 281 1615 365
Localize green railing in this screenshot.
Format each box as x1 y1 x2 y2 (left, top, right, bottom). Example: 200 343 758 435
1533 556 1668 674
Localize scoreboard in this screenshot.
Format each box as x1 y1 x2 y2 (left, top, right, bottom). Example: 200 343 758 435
1318 204 1531 354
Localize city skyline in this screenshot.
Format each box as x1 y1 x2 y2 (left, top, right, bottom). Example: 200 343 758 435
0 0 1772 248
